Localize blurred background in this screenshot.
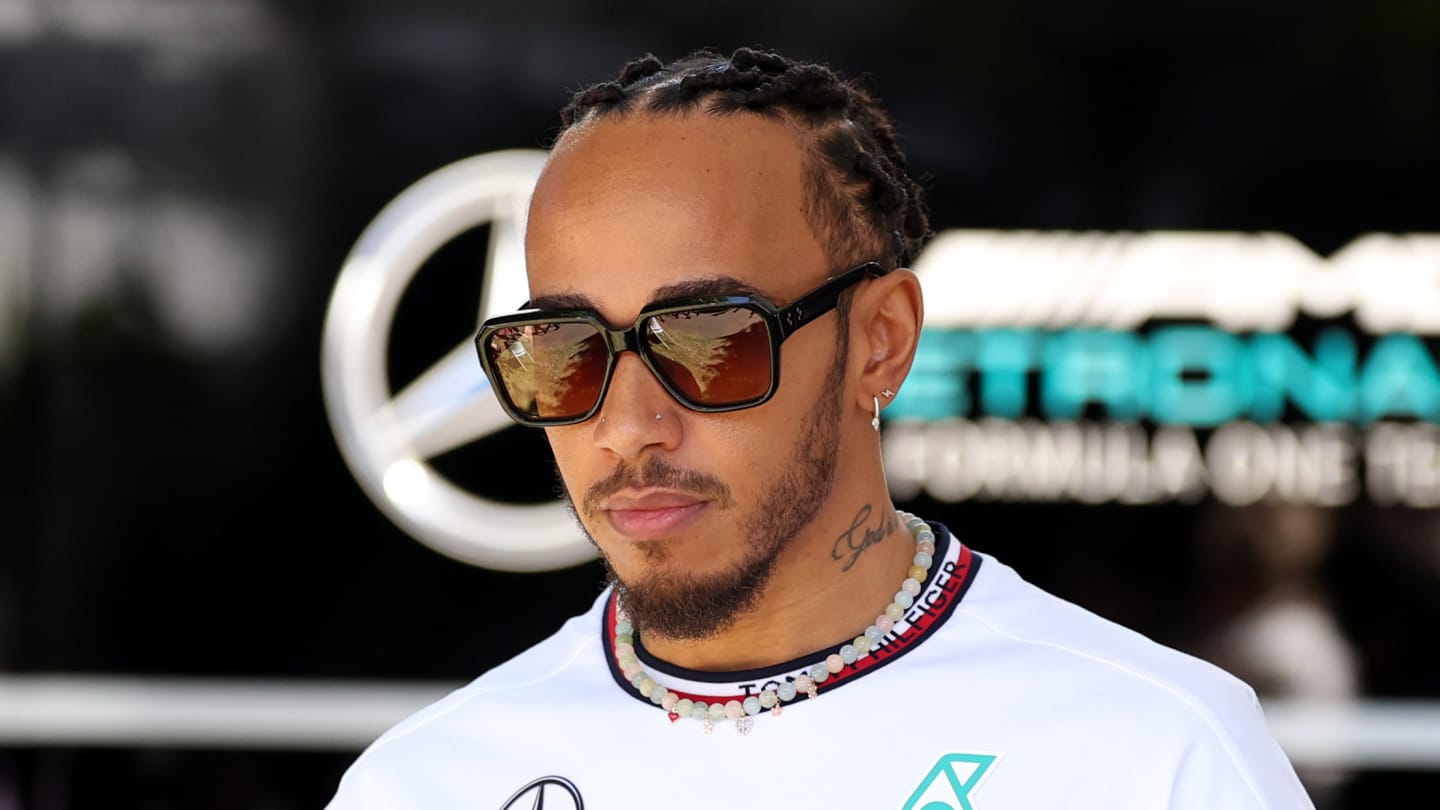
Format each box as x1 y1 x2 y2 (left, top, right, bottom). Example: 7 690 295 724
2 0 1439 807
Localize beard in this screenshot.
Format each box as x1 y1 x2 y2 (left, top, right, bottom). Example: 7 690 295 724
560 331 849 643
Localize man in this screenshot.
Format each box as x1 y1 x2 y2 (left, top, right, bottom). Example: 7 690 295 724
328 47 1314 809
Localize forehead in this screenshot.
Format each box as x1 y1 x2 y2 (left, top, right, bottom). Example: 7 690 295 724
523 112 830 319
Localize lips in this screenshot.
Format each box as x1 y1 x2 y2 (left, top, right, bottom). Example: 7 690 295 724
603 491 709 539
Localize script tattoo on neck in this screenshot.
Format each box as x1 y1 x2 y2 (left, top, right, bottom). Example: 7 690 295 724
831 504 897 572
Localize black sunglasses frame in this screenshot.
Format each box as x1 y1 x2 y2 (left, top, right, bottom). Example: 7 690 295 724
475 262 886 427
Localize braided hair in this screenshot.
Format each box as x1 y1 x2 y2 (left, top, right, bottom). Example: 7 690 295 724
556 47 931 272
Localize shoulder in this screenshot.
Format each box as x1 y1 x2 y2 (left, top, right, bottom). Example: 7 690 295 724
326 590 611 809
948 551 1312 807
960 551 1252 705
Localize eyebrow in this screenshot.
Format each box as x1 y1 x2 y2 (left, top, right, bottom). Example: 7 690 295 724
526 275 768 311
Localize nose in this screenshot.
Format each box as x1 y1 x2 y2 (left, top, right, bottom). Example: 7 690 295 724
592 353 682 460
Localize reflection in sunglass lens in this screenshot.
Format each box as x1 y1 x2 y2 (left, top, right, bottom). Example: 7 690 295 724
644 307 772 406
487 322 608 420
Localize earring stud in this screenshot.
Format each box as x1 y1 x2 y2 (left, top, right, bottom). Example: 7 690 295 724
881 388 895 398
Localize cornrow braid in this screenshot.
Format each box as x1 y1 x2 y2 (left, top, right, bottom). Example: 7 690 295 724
556 46 931 271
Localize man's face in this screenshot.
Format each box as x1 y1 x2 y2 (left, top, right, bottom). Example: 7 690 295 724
524 113 853 639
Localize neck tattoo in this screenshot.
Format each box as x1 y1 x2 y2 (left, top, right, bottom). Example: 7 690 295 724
612 510 936 735
831 503 897 572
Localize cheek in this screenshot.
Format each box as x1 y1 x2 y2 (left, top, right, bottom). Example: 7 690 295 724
701 407 805 485
772 331 844 421
543 428 591 493
702 335 839 470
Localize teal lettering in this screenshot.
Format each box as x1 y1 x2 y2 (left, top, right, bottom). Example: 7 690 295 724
1149 326 1251 426
1359 334 1440 421
889 330 977 420
974 329 1039 418
1250 329 1357 422
1041 330 1147 420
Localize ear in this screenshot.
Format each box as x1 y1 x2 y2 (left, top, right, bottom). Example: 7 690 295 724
850 268 923 416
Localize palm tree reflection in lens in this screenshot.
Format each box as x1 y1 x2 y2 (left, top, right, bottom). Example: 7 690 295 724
646 308 766 404
494 323 602 420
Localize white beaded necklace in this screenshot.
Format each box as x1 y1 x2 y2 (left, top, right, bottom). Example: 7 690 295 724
612 510 936 735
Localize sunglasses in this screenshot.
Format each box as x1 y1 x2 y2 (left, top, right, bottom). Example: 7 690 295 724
475 262 885 427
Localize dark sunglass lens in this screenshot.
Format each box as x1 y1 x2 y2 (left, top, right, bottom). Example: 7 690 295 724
643 308 772 406
485 322 608 421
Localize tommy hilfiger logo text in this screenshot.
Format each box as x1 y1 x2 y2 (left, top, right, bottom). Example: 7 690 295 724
731 555 970 698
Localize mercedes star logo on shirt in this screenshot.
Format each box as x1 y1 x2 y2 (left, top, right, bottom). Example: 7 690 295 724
498 776 585 809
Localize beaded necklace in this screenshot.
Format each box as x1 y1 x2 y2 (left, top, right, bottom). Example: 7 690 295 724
612 510 936 735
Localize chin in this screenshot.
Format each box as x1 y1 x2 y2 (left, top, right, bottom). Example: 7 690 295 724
603 531 784 640
604 532 718 577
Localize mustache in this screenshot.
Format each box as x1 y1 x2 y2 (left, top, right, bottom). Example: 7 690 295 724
581 456 734 518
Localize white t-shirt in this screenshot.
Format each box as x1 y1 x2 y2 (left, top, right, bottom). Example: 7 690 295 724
328 523 1315 809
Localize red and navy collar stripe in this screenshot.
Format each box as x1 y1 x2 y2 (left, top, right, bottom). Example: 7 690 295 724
602 521 979 707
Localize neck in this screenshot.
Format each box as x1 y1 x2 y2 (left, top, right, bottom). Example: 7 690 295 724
639 492 918 671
